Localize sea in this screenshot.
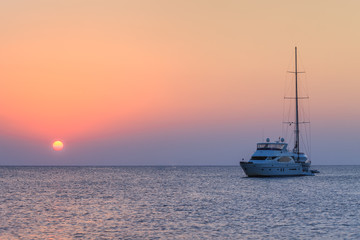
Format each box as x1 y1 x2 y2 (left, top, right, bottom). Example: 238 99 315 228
1 165 360 239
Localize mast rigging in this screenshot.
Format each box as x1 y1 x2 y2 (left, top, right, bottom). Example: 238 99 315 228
295 47 300 161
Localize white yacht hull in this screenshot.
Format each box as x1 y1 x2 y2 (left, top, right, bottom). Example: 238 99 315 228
240 162 314 177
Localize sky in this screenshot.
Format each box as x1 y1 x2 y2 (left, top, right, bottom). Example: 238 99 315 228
1 0 360 165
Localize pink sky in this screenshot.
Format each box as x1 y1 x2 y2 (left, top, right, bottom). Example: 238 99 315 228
1 0 360 165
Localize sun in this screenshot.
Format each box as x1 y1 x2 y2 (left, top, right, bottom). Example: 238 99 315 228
52 140 64 151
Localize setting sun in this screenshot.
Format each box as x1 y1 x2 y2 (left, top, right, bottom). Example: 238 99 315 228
52 140 64 151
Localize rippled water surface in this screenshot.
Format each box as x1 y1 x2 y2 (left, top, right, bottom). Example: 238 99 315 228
1 166 360 239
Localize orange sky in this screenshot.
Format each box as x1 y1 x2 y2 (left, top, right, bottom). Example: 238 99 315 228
1 1 360 164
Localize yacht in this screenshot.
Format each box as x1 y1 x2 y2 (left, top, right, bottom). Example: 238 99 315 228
240 47 317 177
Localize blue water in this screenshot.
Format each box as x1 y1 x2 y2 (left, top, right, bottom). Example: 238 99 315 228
1 166 360 239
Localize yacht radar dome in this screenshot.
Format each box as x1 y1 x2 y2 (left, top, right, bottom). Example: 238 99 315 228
281 138 285 142
266 138 270 142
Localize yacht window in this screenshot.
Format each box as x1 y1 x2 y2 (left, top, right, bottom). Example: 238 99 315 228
257 143 284 150
251 156 267 160
278 157 292 162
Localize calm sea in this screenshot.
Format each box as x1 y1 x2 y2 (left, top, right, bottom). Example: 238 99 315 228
1 166 360 239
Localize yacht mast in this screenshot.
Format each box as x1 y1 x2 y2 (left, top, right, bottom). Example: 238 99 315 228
294 47 300 160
